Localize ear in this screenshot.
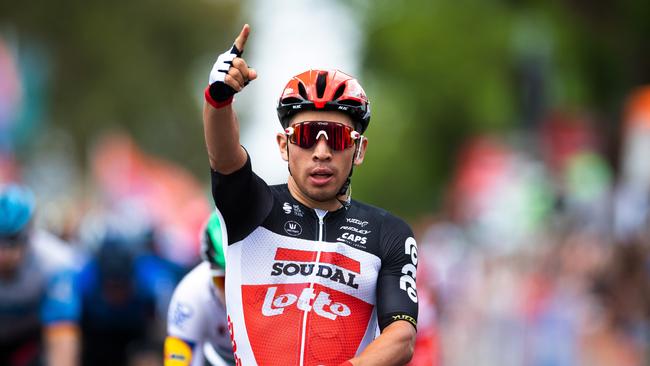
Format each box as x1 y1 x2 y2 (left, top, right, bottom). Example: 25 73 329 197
353 136 368 166
277 133 288 161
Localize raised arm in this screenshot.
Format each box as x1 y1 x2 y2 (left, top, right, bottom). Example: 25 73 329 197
203 24 257 174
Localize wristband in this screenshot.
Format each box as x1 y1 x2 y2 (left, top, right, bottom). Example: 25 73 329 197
205 86 233 109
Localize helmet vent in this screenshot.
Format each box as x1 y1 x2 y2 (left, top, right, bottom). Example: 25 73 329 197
332 84 346 101
338 99 362 107
298 82 308 100
281 97 302 105
316 71 328 98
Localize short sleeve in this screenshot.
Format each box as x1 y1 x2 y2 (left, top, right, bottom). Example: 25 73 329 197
211 152 274 244
41 269 81 325
375 216 418 331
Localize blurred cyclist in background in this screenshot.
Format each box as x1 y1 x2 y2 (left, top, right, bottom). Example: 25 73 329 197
164 212 233 366
0 184 81 366
77 222 184 366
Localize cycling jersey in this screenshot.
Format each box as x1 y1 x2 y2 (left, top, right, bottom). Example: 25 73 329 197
0 230 80 361
166 262 234 366
211 154 418 366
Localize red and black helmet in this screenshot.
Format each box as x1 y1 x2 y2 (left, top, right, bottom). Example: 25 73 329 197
277 69 371 133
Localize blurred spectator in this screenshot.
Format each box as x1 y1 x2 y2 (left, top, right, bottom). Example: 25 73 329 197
538 111 612 232
583 239 650 366
448 135 554 253
614 86 650 241
0 183 81 366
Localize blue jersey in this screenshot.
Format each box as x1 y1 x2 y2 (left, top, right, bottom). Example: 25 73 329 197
0 230 81 342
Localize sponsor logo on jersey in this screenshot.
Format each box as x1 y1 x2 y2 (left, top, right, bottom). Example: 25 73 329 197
283 221 302 236
170 302 194 329
336 232 367 246
240 282 375 365
271 262 359 289
345 218 369 227
400 237 418 303
339 225 371 235
282 203 304 217
164 336 193 365
227 315 243 366
271 248 360 289
283 202 292 214
292 204 304 217
391 314 417 327
262 286 351 320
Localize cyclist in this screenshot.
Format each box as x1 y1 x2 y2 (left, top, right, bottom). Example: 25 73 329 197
164 212 233 366
0 184 81 366
202 24 418 366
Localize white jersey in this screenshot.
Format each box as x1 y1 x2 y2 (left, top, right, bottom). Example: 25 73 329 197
167 262 234 366
211 157 418 365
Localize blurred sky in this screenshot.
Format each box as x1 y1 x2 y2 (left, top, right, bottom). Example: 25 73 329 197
239 0 361 184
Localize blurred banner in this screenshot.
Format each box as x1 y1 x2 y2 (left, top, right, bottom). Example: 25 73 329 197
91 133 210 265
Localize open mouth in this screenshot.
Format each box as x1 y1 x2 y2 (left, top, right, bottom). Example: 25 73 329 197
309 168 334 186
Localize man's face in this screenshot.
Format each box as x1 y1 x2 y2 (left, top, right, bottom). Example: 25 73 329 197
0 242 26 280
277 111 367 204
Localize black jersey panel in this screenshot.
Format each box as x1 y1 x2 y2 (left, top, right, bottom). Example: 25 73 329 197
375 214 419 330
259 185 319 241
210 154 273 244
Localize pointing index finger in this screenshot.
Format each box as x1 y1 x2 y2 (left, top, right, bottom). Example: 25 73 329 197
233 24 250 53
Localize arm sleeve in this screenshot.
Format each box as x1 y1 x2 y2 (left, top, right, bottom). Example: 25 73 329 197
375 216 419 331
211 151 274 244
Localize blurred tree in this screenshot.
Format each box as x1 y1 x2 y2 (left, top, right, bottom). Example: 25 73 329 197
352 0 650 219
2 0 649 220
0 0 241 176
354 0 516 218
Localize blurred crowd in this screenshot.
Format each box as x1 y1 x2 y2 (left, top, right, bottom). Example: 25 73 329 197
1 134 210 365
2 89 650 366
410 88 650 365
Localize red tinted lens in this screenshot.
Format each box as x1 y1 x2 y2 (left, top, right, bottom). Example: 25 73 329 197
290 122 354 151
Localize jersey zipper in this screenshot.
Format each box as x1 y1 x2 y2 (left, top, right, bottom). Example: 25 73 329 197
298 210 326 366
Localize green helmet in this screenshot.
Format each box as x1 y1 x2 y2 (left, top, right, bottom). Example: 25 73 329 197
200 211 226 270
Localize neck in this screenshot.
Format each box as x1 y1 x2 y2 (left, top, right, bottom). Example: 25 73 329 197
287 177 346 212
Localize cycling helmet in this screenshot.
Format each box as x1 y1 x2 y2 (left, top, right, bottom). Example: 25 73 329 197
200 211 226 270
277 69 371 133
0 184 35 238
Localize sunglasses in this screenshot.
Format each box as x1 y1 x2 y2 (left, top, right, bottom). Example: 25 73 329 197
285 121 361 151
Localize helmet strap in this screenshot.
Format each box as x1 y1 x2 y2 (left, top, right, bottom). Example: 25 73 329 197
336 138 362 198
286 138 293 177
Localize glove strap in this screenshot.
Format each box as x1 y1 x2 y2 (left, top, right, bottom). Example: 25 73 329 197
205 86 233 109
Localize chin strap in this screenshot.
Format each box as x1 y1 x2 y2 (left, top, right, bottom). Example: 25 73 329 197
336 136 364 200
